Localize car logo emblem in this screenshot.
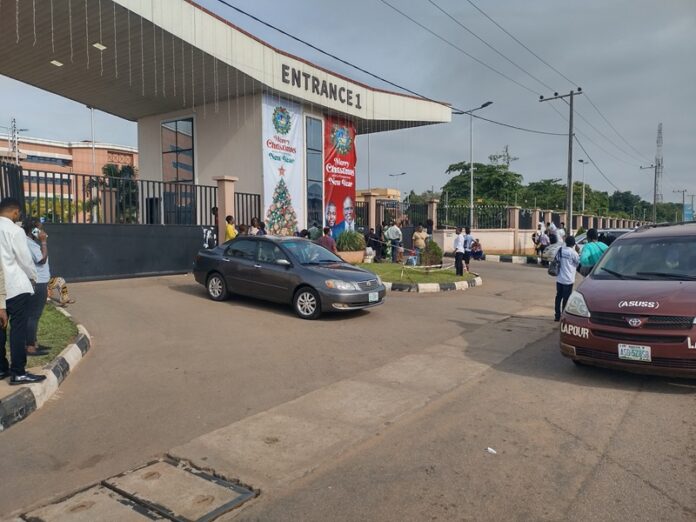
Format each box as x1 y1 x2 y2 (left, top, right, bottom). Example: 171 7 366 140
627 317 643 328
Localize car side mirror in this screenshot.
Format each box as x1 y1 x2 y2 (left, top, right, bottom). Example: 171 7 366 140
276 259 291 266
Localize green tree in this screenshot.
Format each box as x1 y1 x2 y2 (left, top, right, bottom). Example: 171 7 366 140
101 163 139 223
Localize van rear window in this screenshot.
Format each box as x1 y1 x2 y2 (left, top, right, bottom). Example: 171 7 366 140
593 236 696 281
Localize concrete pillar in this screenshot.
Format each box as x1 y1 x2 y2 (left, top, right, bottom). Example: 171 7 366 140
362 192 378 231
543 210 553 226
428 199 439 229
508 206 521 254
214 176 239 244
574 214 583 231
531 208 541 229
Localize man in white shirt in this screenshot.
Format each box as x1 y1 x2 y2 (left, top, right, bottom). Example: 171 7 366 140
385 221 403 263
554 235 580 321
0 198 45 384
462 226 475 273
557 222 567 242
453 227 465 276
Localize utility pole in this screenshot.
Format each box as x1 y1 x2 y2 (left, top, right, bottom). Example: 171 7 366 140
640 164 657 223
578 159 588 213
539 88 582 234
673 189 687 221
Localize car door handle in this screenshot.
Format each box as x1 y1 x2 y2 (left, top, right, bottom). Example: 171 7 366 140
254 264 262 269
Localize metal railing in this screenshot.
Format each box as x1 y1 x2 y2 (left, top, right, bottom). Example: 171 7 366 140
437 205 508 229
13 167 220 226
354 201 369 229
234 192 262 227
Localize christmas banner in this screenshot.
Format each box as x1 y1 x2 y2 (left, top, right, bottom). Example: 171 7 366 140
262 94 304 235
323 117 357 237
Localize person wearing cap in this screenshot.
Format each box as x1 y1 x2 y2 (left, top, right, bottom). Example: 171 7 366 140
554 235 580 322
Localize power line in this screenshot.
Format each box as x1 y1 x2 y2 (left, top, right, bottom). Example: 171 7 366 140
211 0 566 136
584 95 651 162
574 135 621 192
376 0 542 96
464 0 578 87
463 0 649 163
426 0 556 92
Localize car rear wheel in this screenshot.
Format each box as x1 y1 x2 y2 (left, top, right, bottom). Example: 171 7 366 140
207 273 228 301
293 287 321 320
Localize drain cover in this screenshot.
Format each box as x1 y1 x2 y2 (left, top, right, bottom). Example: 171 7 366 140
102 458 255 522
23 485 163 521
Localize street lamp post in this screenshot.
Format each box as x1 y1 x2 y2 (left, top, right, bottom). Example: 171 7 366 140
453 102 493 228
578 159 588 214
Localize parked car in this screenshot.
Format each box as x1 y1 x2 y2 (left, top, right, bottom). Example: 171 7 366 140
541 228 632 264
193 236 386 319
559 222 696 377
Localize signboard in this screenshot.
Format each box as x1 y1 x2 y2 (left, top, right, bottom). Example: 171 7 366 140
685 203 694 222
262 94 304 235
323 117 357 237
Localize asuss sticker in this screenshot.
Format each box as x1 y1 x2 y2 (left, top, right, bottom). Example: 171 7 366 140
561 323 589 339
689 338 696 350
618 300 659 309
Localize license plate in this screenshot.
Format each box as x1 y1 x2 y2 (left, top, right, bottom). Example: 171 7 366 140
368 292 379 303
618 344 651 362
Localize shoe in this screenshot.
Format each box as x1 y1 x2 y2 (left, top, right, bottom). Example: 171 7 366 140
10 372 47 385
27 349 50 356
554 317 561 322
0 371 9 380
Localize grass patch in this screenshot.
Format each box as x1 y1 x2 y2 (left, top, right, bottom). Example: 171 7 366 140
357 263 476 285
29 304 79 367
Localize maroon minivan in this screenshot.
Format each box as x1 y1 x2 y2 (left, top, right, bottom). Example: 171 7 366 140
560 222 696 377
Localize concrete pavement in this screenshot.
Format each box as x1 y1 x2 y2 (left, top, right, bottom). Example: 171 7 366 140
0 261 548 515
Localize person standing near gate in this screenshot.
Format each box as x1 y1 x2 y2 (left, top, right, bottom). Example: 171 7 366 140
23 219 50 357
463 227 474 273
385 221 402 263
554 235 580 322
453 227 465 276
224 215 238 242
0 198 45 384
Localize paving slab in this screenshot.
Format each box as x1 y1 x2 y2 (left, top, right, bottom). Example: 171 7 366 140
22 485 161 522
104 460 253 522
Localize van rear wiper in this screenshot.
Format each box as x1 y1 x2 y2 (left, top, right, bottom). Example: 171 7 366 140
600 267 647 280
636 271 696 281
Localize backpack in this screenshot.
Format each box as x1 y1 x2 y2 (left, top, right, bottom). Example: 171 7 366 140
547 249 562 277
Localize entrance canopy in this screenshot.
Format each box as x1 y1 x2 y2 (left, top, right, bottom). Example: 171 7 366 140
0 0 451 134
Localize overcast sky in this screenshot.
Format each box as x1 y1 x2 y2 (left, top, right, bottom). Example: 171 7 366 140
1 0 693 203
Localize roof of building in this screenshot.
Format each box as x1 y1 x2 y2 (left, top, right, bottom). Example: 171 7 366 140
0 0 451 134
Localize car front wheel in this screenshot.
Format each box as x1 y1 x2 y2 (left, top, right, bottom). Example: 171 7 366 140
207 273 228 301
293 287 321 320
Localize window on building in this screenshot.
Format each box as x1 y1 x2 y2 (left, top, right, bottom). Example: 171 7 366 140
24 155 72 168
306 117 323 228
161 118 194 183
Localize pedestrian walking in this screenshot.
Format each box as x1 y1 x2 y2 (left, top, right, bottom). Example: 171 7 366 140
554 235 580 322
23 219 50 357
463 227 474 272
0 198 45 384
454 227 465 276
578 228 608 276
557 222 567 243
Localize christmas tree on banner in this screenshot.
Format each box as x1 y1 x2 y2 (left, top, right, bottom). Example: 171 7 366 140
266 166 298 235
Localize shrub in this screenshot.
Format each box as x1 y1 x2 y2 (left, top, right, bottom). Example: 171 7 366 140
421 240 443 266
336 230 366 252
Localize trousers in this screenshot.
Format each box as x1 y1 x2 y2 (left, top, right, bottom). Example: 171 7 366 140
0 293 30 376
555 282 574 320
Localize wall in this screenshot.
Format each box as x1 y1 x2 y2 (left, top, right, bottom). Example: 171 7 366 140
137 94 263 194
44 224 209 281
433 228 538 255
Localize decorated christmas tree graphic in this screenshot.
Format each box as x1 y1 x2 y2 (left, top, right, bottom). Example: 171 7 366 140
266 165 298 235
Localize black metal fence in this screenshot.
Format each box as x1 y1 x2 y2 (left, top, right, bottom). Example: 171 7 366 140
0 162 24 201
437 205 508 229
354 201 369 229
235 192 262 227
375 200 428 227
519 208 534 229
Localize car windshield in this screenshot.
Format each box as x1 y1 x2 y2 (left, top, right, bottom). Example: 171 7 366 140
283 240 343 265
593 235 696 281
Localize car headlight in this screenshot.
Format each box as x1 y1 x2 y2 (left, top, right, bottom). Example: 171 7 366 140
376 275 382 286
325 279 359 291
565 291 591 318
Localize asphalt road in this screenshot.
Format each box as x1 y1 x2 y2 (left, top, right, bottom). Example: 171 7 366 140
1 261 694 521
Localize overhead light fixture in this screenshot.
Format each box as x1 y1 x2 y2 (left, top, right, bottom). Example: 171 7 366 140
50 60 64 67
92 42 107 51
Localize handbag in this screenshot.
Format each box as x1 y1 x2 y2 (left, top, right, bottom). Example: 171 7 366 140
547 249 561 277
